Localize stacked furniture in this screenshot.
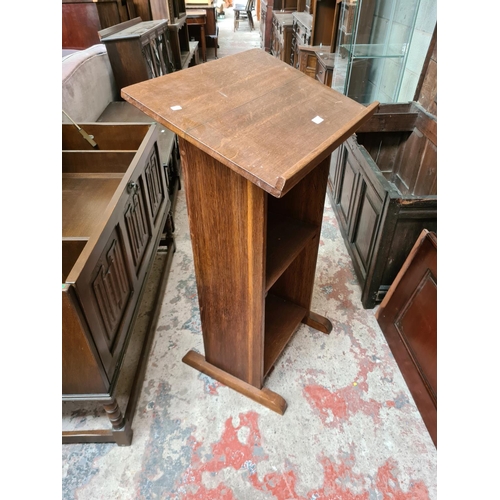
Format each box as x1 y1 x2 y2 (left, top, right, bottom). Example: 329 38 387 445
290 0 341 78
265 0 341 79
261 0 301 53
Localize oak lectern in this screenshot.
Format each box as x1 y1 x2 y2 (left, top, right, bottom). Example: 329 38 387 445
122 49 378 414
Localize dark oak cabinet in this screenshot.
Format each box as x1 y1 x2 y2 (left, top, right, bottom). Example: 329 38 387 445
99 18 175 93
290 0 340 78
261 0 301 52
327 102 437 308
62 123 172 445
270 12 294 63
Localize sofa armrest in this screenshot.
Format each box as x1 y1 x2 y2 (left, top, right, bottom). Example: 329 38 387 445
62 44 118 123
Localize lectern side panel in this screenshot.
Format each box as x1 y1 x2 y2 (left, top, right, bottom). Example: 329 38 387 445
179 138 267 388
269 156 330 310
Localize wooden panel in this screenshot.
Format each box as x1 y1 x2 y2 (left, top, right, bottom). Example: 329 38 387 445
266 213 317 291
62 152 135 174
123 189 150 272
355 132 409 175
91 230 132 351
413 140 437 196
62 124 149 150
63 239 88 282
62 4 102 49
143 146 165 224
95 3 122 27
351 181 382 277
133 0 152 21
378 211 437 292
376 230 437 446
414 27 437 117
337 149 357 233
393 128 426 195
62 177 121 237
269 157 330 310
179 137 266 388
121 49 378 197
62 286 108 395
150 0 170 19
264 294 307 376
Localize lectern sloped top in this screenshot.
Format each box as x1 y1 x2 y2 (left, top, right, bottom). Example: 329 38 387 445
121 48 379 197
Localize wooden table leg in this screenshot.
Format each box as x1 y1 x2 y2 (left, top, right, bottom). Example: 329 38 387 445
201 25 206 62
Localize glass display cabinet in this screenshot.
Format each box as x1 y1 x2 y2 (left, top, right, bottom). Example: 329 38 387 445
331 0 422 104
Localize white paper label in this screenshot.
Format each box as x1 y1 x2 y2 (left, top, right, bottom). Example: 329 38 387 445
312 116 324 124
170 105 182 111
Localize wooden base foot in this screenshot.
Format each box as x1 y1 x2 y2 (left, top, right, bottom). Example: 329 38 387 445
302 311 333 334
182 350 287 415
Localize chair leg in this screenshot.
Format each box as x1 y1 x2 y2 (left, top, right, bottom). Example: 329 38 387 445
248 11 254 30
234 11 239 31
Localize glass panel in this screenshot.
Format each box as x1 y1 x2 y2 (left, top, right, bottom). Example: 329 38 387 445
331 0 434 104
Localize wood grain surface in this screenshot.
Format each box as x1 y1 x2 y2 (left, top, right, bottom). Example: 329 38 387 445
121 49 378 197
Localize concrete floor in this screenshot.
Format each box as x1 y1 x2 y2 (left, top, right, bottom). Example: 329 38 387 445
61 8 437 499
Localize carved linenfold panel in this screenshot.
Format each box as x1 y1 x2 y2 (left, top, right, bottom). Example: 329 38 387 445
142 44 156 79
145 148 165 223
124 191 150 269
92 234 131 348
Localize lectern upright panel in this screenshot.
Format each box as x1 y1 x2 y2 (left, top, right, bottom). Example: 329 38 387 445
121 49 379 414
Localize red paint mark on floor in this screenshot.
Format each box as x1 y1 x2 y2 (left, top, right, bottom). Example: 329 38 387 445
303 384 383 426
177 411 429 500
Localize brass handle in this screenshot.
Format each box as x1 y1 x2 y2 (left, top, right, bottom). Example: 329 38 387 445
127 181 138 193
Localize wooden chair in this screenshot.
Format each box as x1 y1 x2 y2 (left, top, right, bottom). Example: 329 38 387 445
234 0 254 32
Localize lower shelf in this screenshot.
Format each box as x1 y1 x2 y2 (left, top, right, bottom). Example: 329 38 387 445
264 294 307 377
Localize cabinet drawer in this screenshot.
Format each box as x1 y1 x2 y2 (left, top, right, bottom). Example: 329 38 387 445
299 51 317 78
315 62 327 84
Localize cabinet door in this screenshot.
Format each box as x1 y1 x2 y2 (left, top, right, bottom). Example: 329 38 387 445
333 144 359 237
91 227 132 355
123 177 151 277
332 142 384 281
142 143 167 228
299 50 317 78
349 171 383 281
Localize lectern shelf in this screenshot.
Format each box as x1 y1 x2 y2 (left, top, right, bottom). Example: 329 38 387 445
121 49 378 414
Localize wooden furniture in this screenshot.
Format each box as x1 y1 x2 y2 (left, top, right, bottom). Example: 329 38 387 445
327 102 437 309
149 0 186 22
121 49 378 413
62 122 173 445
167 15 198 69
62 0 136 49
315 50 335 86
234 0 255 31
260 0 301 53
186 10 207 61
99 18 175 94
270 12 293 63
186 4 219 58
97 102 182 214
290 0 341 76
375 229 437 446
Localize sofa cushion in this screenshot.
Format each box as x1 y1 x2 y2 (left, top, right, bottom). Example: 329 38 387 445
62 44 118 123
